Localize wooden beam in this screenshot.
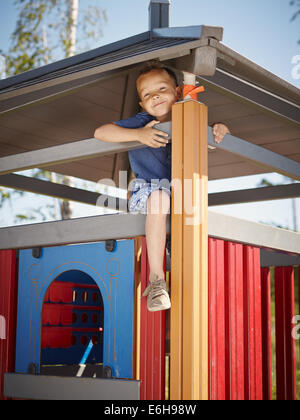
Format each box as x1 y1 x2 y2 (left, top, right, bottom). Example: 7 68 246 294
209 183 300 206
207 128 300 182
170 101 184 399
4 373 140 400
0 210 299 254
275 267 297 400
170 100 209 400
0 138 144 176
2 174 299 211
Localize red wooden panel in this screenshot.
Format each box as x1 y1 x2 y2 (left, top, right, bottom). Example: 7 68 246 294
49 281 73 303
42 304 61 325
275 267 296 400
260 267 272 400
61 308 73 326
0 250 17 401
42 327 72 348
224 241 245 400
42 304 73 326
209 240 263 400
140 238 166 400
243 246 263 400
208 238 226 400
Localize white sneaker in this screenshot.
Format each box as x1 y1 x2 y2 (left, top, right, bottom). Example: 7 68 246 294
142 278 171 312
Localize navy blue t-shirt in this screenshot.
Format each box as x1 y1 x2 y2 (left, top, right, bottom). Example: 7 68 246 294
114 112 171 183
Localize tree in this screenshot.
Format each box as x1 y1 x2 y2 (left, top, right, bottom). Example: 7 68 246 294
2 0 107 76
0 0 107 221
290 0 300 44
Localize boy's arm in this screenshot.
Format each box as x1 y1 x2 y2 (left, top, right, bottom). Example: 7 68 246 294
94 121 169 149
94 123 140 143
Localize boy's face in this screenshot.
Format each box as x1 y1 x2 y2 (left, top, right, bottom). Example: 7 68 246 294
137 69 181 122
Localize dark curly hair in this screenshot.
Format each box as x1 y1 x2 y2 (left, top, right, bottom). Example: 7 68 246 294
137 61 179 87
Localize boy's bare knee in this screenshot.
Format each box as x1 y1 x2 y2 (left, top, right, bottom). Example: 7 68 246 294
147 190 170 215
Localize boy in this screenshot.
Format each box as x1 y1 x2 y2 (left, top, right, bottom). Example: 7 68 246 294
94 62 230 312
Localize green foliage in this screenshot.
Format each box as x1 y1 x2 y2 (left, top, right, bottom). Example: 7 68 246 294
2 0 58 75
1 0 107 76
0 171 55 224
15 203 56 223
290 0 300 21
0 0 107 223
0 187 24 208
290 0 300 44
79 5 108 53
257 178 275 188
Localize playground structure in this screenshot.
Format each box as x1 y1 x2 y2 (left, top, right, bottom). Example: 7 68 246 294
0 0 300 400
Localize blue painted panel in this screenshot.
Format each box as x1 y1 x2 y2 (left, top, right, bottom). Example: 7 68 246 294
41 332 103 365
15 240 135 378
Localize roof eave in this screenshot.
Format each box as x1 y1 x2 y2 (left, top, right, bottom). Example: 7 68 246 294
0 31 151 92
0 26 203 91
213 40 300 106
151 25 223 41
0 25 224 93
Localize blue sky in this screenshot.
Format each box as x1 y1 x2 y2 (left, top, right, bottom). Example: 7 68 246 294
0 0 299 229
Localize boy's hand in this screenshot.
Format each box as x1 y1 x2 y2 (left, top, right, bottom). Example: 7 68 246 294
137 120 169 149
212 123 230 144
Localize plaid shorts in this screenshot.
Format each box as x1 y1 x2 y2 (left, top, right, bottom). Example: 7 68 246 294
128 179 171 214
128 179 171 253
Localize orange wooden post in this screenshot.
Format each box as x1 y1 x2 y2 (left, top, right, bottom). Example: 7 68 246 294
170 100 208 400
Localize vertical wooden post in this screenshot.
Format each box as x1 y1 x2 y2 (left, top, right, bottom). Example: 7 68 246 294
260 267 272 400
243 246 263 400
224 242 245 400
170 101 184 400
170 100 208 400
275 267 296 400
140 238 166 400
208 238 226 400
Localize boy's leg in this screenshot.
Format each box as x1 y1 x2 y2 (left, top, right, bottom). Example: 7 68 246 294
143 189 171 312
145 189 170 281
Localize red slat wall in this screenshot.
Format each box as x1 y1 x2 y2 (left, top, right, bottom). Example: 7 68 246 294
208 238 226 400
208 239 263 400
138 237 298 401
224 241 245 400
260 267 273 400
275 266 297 400
140 238 166 400
0 250 17 401
243 245 263 400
